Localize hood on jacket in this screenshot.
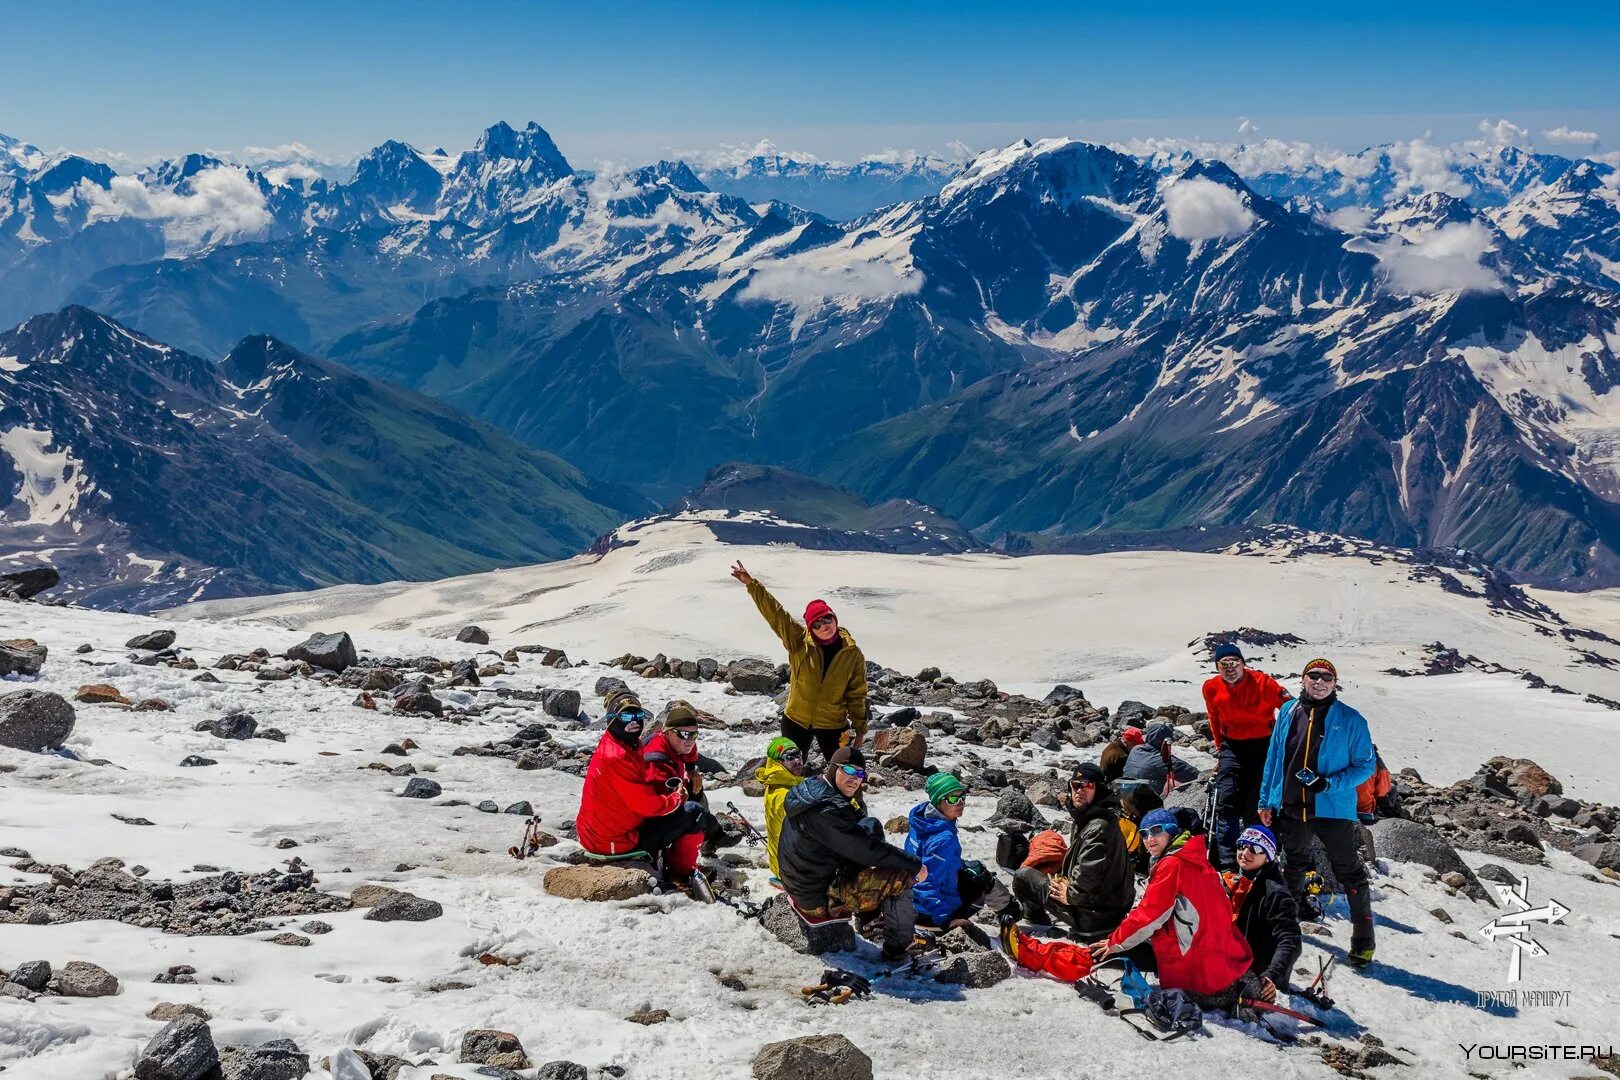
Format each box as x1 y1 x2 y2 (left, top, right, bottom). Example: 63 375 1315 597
755 758 805 791
1072 787 1123 828
908 800 955 839
785 775 860 818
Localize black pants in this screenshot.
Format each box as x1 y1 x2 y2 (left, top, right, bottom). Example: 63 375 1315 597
1009 867 1126 940
935 870 1015 925
1276 814 1375 952
780 716 845 764
1214 738 1271 868
635 800 714 864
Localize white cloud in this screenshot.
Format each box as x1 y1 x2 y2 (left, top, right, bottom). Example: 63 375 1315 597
1325 205 1376 234
1163 177 1256 241
262 161 324 187
1477 117 1531 146
1376 221 1501 295
1237 118 1258 138
1542 126 1601 147
740 260 923 306
1388 139 1471 198
77 165 272 250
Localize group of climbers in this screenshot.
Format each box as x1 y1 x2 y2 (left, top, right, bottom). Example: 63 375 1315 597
569 567 1388 1027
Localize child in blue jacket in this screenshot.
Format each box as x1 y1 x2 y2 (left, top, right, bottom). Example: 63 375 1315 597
907 773 1012 938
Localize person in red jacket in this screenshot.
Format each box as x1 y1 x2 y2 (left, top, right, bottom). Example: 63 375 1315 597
575 688 713 894
1203 644 1291 870
1002 810 1256 1010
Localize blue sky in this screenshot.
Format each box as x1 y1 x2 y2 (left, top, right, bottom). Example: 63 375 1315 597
8 0 1620 165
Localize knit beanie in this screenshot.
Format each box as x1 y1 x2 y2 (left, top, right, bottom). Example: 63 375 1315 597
825 745 866 780
1121 726 1146 749
1213 643 1245 663
924 772 968 806
766 736 799 761
1140 808 1180 835
603 687 642 717
803 599 835 628
663 700 698 727
1237 824 1279 863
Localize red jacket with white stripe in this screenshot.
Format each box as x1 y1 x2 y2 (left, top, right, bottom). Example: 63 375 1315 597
1106 833 1253 995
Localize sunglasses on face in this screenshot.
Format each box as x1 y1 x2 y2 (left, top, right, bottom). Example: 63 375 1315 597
1303 672 1336 683
671 728 699 741
1142 824 1173 838
779 749 803 762
811 615 836 629
941 791 968 806
837 765 867 781
1217 659 1243 667
616 708 651 723
1236 842 1270 856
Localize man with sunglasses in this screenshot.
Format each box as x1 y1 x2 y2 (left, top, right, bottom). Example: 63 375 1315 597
731 561 869 763
907 773 1013 939
1258 658 1378 968
1203 644 1292 871
755 736 808 883
1221 825 1300 1004
576 688 715 898
1009 762 1134 940
779 747 926 961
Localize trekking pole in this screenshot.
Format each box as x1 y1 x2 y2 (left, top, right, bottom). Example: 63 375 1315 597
1237 997 1326 1027
508 816 545 861
724 801 765 845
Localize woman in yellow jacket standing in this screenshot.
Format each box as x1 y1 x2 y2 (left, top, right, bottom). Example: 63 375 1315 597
731 561 871 764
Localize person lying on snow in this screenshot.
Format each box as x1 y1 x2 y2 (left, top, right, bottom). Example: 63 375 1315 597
906 772 1014 944
1002 809 1261 1013
1220 825 1301 1004
778 747 926 961
755 736 807 883
574 688 718 896
1009 762 1135 938
731 560 869 762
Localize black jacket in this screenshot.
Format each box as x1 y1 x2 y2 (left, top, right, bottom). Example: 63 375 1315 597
778 776 920 909
1059 789 1136 936
1234 860 1302 987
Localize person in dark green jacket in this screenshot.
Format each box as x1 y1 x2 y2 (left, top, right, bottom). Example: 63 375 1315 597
731 561 869 762
1010 762 1135 938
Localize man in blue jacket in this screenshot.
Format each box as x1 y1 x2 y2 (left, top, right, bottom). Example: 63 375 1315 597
906 773 1012 940
1259 658 1378 968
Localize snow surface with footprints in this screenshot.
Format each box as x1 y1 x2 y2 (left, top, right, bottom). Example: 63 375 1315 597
4 525 1620 1078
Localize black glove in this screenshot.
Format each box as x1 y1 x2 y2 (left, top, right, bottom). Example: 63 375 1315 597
819 969 871 997
1304 774 1329 794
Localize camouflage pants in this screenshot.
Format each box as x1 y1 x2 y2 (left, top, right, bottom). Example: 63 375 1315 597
803 865 916 953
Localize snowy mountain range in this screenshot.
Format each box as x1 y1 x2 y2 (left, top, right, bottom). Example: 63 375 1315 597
7 120 1620 593
0 306 647 610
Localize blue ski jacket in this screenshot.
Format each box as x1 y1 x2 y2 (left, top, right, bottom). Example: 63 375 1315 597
1259 697 1375 823
905 801 963 925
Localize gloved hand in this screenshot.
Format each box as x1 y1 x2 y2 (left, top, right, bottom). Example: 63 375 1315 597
819 969 871 997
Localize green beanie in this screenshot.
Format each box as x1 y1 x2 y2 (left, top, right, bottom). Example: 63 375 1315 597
924 772 968 806
766 736 798 761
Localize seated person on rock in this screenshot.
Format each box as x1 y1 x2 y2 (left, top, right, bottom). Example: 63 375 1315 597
1220 825 1300 1004
755 735 808 883
778 747 926 961
906 772 1013 942
575 688 715 895
1009 762 1135 939
1117 721 1202 821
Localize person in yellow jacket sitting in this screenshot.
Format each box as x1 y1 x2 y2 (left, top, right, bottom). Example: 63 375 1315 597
755 736 808 883
731 561 870 762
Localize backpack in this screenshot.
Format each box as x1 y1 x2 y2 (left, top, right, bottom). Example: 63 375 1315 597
996 830 1030 871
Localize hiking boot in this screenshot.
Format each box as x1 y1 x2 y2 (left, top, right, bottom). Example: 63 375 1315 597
998 914 1022 962
1346 945 1375 969
879 943 909 963
683 870 715 904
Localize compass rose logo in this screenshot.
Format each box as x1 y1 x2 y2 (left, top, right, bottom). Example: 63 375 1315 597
1477 876 1570 982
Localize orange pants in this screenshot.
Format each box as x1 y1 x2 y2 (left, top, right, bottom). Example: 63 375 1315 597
1013 932 1096 984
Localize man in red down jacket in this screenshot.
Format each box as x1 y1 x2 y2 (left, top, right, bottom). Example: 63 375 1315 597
1003 809 1257 1011
575 689 712 890
1203 643 1292 870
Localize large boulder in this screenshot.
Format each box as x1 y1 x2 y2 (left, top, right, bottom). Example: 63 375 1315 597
874 726 927 771
1575 841 1620 872
363 891 443 922
541 689 582 719
392 683 443 716
1369 818 1490 902
135 1014 218 1080
727 658 782 695
400 777 442 799
286 631 357 672
934 949 1010 988
126 629 177 652
986 789 1048 834
456 625 491 645
0 689 75 751
460 1030 530 1070
759 893 855 955
1481 756 1563 801
0 566 60 600
543 865 656 902
219 1038 308 1080
752 1034 873 1080
0 639 47 677
55 960 119 997
196 712 257 740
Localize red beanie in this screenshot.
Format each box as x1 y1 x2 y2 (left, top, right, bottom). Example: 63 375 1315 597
803 599 835 627
1121 727 1146 748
